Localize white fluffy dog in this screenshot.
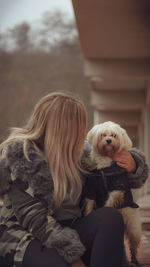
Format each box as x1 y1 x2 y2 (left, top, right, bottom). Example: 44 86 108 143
85 121 141 267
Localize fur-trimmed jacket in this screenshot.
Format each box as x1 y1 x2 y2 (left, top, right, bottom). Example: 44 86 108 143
0 141 148 266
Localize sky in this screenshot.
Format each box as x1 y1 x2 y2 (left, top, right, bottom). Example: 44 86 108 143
0 0 74 32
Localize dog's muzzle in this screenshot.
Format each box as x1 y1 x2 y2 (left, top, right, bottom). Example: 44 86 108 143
106 139 112 145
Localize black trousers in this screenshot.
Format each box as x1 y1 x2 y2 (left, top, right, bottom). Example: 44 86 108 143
23 207 124 267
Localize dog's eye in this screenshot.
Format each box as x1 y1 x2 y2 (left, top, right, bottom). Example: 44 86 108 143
101 133 106 137
111 134 116 138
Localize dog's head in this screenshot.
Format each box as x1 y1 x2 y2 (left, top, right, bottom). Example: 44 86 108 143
87 121 132 158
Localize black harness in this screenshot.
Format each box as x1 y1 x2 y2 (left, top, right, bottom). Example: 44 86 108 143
83 163 139 209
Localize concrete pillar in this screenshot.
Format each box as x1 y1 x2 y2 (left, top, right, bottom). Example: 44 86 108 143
91 89 146 111
138 122 144 152
137 122 145 198
93 110 100 124
143 107 150 195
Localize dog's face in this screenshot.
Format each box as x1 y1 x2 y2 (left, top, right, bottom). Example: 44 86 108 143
87 121 132 158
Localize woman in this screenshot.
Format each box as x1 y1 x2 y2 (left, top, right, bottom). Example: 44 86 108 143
0 92 148 267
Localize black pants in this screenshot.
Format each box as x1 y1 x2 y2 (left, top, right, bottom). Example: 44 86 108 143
23 207 124 267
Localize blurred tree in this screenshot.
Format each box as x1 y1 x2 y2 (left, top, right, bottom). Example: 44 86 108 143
9 22 32 52
0 11 93 142
0 33 7 51
41 11 77 42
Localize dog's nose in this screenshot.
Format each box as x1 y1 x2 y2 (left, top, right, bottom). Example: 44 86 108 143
106 139 112 144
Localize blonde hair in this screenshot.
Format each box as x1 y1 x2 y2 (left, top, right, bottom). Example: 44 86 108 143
0 92 87 208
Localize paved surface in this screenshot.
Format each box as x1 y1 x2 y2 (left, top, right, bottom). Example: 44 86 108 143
125 231 150 267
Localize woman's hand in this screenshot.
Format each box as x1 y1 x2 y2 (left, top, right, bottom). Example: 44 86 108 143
71 259 86 267
113 150 136 173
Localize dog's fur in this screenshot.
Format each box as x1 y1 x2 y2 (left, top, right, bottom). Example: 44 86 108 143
85 121 141 267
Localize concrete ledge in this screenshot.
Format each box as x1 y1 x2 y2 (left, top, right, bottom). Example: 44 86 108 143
140 217 150 231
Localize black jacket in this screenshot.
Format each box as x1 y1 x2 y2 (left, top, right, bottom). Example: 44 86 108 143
84 163 139 209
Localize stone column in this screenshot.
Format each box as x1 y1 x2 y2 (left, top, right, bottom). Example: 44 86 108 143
143 107 150 195
138 121 145 198
93 110 100 125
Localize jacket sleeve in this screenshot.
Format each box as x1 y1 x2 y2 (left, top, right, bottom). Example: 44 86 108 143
0 157 11 197
8 183 85 264
128 148 149 188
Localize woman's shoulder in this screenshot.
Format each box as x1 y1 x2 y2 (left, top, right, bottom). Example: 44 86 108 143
4 140 44 162
4 140 24 158
2 140 48 180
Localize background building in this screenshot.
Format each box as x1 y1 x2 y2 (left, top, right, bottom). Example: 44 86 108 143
72 0 150 229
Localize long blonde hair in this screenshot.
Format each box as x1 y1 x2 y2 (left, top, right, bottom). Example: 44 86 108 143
0 92 87 208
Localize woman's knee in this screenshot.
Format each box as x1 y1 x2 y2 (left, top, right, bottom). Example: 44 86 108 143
94 207 124 232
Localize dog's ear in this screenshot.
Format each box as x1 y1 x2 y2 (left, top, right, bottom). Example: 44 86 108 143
87 128 95 145
87 126 99 147
121 129 132 150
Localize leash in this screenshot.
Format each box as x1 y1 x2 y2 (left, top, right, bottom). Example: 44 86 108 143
100 170 109 193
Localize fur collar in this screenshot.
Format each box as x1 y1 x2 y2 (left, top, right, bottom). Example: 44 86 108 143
0 141 54 211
